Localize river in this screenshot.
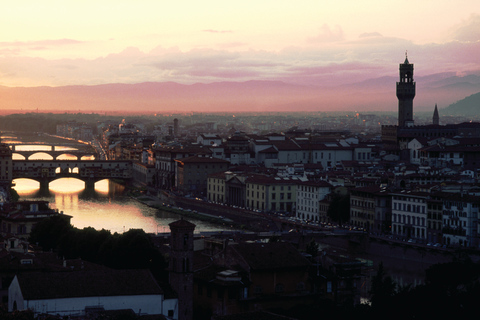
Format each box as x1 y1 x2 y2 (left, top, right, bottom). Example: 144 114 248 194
6 139 227 234
13 177 226 234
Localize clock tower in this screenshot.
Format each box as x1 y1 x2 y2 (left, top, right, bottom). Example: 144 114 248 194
396 53 416 127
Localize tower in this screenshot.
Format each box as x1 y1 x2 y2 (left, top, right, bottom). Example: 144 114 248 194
433 103 439 125
169 219 195 320
0 139 12 187
396 53 416 127
173 118 179 137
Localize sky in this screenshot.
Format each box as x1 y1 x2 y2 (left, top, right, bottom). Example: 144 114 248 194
1 0 480 88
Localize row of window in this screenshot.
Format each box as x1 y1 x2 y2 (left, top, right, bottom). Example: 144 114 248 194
392 214 425 226
393 202 426 214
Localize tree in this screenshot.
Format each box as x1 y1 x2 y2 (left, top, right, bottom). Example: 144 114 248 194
305 239 319 258
370 262 396 310
29 215 73 252
327 193 350 223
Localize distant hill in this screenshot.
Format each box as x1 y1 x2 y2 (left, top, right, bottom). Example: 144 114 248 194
443 91 480 116
1 72 480 114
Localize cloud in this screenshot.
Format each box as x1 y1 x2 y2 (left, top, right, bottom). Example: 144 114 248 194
2 31 480 88
359 32 383 38
287 62 383 76
449 14 480 42
308 24 345 43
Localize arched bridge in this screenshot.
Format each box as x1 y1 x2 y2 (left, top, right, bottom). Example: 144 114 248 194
9 144 98 160
13 160 133 189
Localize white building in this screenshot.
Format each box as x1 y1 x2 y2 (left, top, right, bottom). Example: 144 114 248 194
296 180 332 221
9 269 178 319
391 191 429 242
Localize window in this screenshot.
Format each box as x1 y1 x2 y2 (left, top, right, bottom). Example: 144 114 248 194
254 285 263 294
275 283 284 293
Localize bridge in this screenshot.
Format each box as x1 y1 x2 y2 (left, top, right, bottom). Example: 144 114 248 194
9 144 98 160
13 160 133 190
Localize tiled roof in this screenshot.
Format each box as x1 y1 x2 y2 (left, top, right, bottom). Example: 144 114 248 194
169 218 196 229
17 269 163 300
176 156 230 164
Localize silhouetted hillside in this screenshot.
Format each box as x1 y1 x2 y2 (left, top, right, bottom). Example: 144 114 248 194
1 72 480 114
443 91 480 116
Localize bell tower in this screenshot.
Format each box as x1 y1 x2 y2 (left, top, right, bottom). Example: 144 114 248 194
433 103 439 125
169 218 195 320
396 53 416 127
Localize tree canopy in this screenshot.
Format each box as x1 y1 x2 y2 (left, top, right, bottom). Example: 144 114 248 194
29 216 167 275
327 193 350 223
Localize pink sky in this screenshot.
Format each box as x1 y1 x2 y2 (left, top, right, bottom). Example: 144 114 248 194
0 1 479 111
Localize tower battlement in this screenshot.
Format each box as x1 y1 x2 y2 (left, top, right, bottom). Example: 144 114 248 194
397 54 416 127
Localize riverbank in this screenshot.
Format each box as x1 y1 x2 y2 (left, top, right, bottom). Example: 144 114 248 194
128 191 244 231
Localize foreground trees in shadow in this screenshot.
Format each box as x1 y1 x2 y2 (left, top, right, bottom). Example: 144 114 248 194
29 215 167 279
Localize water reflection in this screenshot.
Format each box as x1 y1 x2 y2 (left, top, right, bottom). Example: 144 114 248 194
13 178 224 234
13 145 78 151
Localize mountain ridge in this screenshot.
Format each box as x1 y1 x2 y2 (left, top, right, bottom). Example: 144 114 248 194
0 75 479 114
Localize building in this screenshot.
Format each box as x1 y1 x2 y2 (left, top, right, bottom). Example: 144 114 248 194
426 198 443 244
0 142 12 188
154 146 212 189
350 186 379 232
245 175 297 213
132 162 156 186
391 191 429 242
193 241 313 317
435 192 480 247
175 156 230 196
382 55 480 154
396 53 416 128
296 180 332 222
0 201 70 237
169 219 196 320
8 269 177 318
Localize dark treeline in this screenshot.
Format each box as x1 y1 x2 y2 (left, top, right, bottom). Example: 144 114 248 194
29 215 167 281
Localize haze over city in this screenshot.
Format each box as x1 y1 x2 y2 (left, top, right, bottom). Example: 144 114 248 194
0 1 479 113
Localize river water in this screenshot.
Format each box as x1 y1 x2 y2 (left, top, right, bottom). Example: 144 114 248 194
8 142 225 234
14 178 225 234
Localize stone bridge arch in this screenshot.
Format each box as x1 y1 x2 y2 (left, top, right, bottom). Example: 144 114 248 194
12 159 133 192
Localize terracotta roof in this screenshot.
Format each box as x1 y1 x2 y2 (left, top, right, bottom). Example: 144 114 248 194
271 140 301 151
169 218 196 229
